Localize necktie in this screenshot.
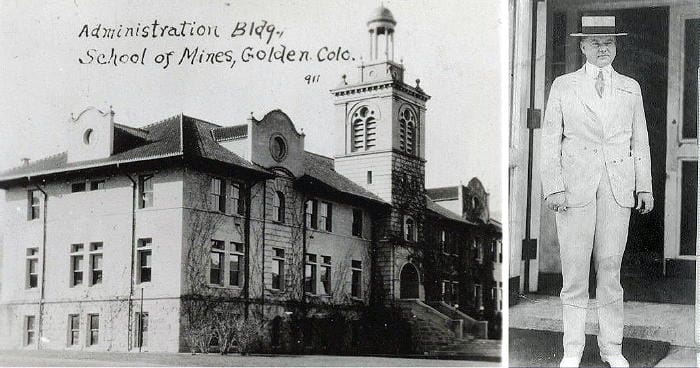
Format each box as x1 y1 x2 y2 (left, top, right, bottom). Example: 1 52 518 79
595 70 605 98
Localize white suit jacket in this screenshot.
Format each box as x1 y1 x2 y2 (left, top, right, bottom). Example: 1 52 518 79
540 65 652 208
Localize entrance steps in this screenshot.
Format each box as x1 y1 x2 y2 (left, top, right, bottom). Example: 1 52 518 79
510 294 695 347
396 299 499 360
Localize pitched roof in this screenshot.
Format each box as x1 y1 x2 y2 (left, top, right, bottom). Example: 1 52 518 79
212 124 248 141
425 195 476 225
301 151 387 206
0 114 268 185
426 186 459 201
181 116 263 173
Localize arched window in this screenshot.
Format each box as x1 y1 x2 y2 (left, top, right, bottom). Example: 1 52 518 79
399 107 417 155
404 215 416 242
273 191 285 223
351 106 377 151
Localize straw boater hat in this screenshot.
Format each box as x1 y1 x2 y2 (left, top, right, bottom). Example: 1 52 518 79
570 15 628 37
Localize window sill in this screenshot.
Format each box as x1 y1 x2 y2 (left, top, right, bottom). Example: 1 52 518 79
208 284 243 290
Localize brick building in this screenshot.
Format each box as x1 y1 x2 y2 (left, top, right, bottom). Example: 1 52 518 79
0 6 501 353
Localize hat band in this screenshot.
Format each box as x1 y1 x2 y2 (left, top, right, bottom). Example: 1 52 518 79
581 25 618 34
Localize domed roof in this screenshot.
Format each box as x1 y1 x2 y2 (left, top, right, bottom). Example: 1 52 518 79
367 6 396 26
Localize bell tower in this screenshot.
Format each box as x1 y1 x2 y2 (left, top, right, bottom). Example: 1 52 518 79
332 6 430 302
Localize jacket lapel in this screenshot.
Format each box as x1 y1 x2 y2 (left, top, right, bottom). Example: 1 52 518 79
572 66 605 132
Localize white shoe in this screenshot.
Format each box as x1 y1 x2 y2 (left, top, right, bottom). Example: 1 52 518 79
601 354 629 368
560 355 582 367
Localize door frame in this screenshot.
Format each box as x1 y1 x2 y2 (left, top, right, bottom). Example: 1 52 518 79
663 4 699 262
544 0 698 266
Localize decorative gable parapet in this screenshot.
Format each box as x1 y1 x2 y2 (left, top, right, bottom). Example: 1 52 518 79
66 106 115 163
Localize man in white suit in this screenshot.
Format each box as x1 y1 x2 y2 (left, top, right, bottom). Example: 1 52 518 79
540 15 654 368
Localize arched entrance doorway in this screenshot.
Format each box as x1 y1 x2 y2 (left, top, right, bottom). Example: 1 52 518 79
399 263 419 299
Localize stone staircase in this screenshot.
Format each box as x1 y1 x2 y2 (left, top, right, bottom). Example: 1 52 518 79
396 299 500 360
428 301 489 339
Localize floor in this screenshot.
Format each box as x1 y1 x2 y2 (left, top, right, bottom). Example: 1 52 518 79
655 346 699 367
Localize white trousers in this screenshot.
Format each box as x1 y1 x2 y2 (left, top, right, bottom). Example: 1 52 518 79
555 170 630 357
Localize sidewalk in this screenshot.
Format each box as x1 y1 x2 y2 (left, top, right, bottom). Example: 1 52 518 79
510 294 694 346
509 294 697 367
0 349 499 367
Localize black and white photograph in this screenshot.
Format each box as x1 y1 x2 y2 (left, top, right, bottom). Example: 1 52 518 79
0 1 505 366
508 0 698 367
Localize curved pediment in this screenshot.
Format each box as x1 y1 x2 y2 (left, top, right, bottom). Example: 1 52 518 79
249 110 306 177
66 106 115 163
254 109 305 138
464 177 489 223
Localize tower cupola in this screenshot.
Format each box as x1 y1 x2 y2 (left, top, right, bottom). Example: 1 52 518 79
367 6 396 61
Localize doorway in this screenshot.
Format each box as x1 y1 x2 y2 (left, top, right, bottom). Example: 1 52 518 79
541 5 696 304
399 263 419 299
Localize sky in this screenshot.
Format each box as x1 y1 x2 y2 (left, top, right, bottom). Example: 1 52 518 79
0 0 506 220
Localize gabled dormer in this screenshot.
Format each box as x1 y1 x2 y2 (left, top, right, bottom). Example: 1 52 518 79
214 110 305 178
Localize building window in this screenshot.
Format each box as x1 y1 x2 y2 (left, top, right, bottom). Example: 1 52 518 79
475 239 484 264
138 175 154 209
71 182 86 193
210 177 226 212
453 282 460 306
442 281 451 303
210 240 225 285
440 230 447 253
70 243 84 287
137 238 152 283
442 280 459 306
68 314 80 346
24 315 35 346
26 247 39 289
352 209 363 237
273 191 285 223
304 253 317 294
351 260 362 298
498 282 503 311
351 106 377 151
230 182 245 215
447 232 457 255
88 314 99 346
321 256 332 295
270 135 288 162
89 242 103 286
497 240 503 263
366 171 372 184
229 241 244 287
305 199 318 229
28 190 40 220
404 216 416 242
474 284 483 311
399 106 418 155
271 248 284 290
90 180 105 191
319 201 332 232
136 312 148 348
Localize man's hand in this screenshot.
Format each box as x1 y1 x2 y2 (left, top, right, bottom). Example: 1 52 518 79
636 192 654 214
545 192 567 213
